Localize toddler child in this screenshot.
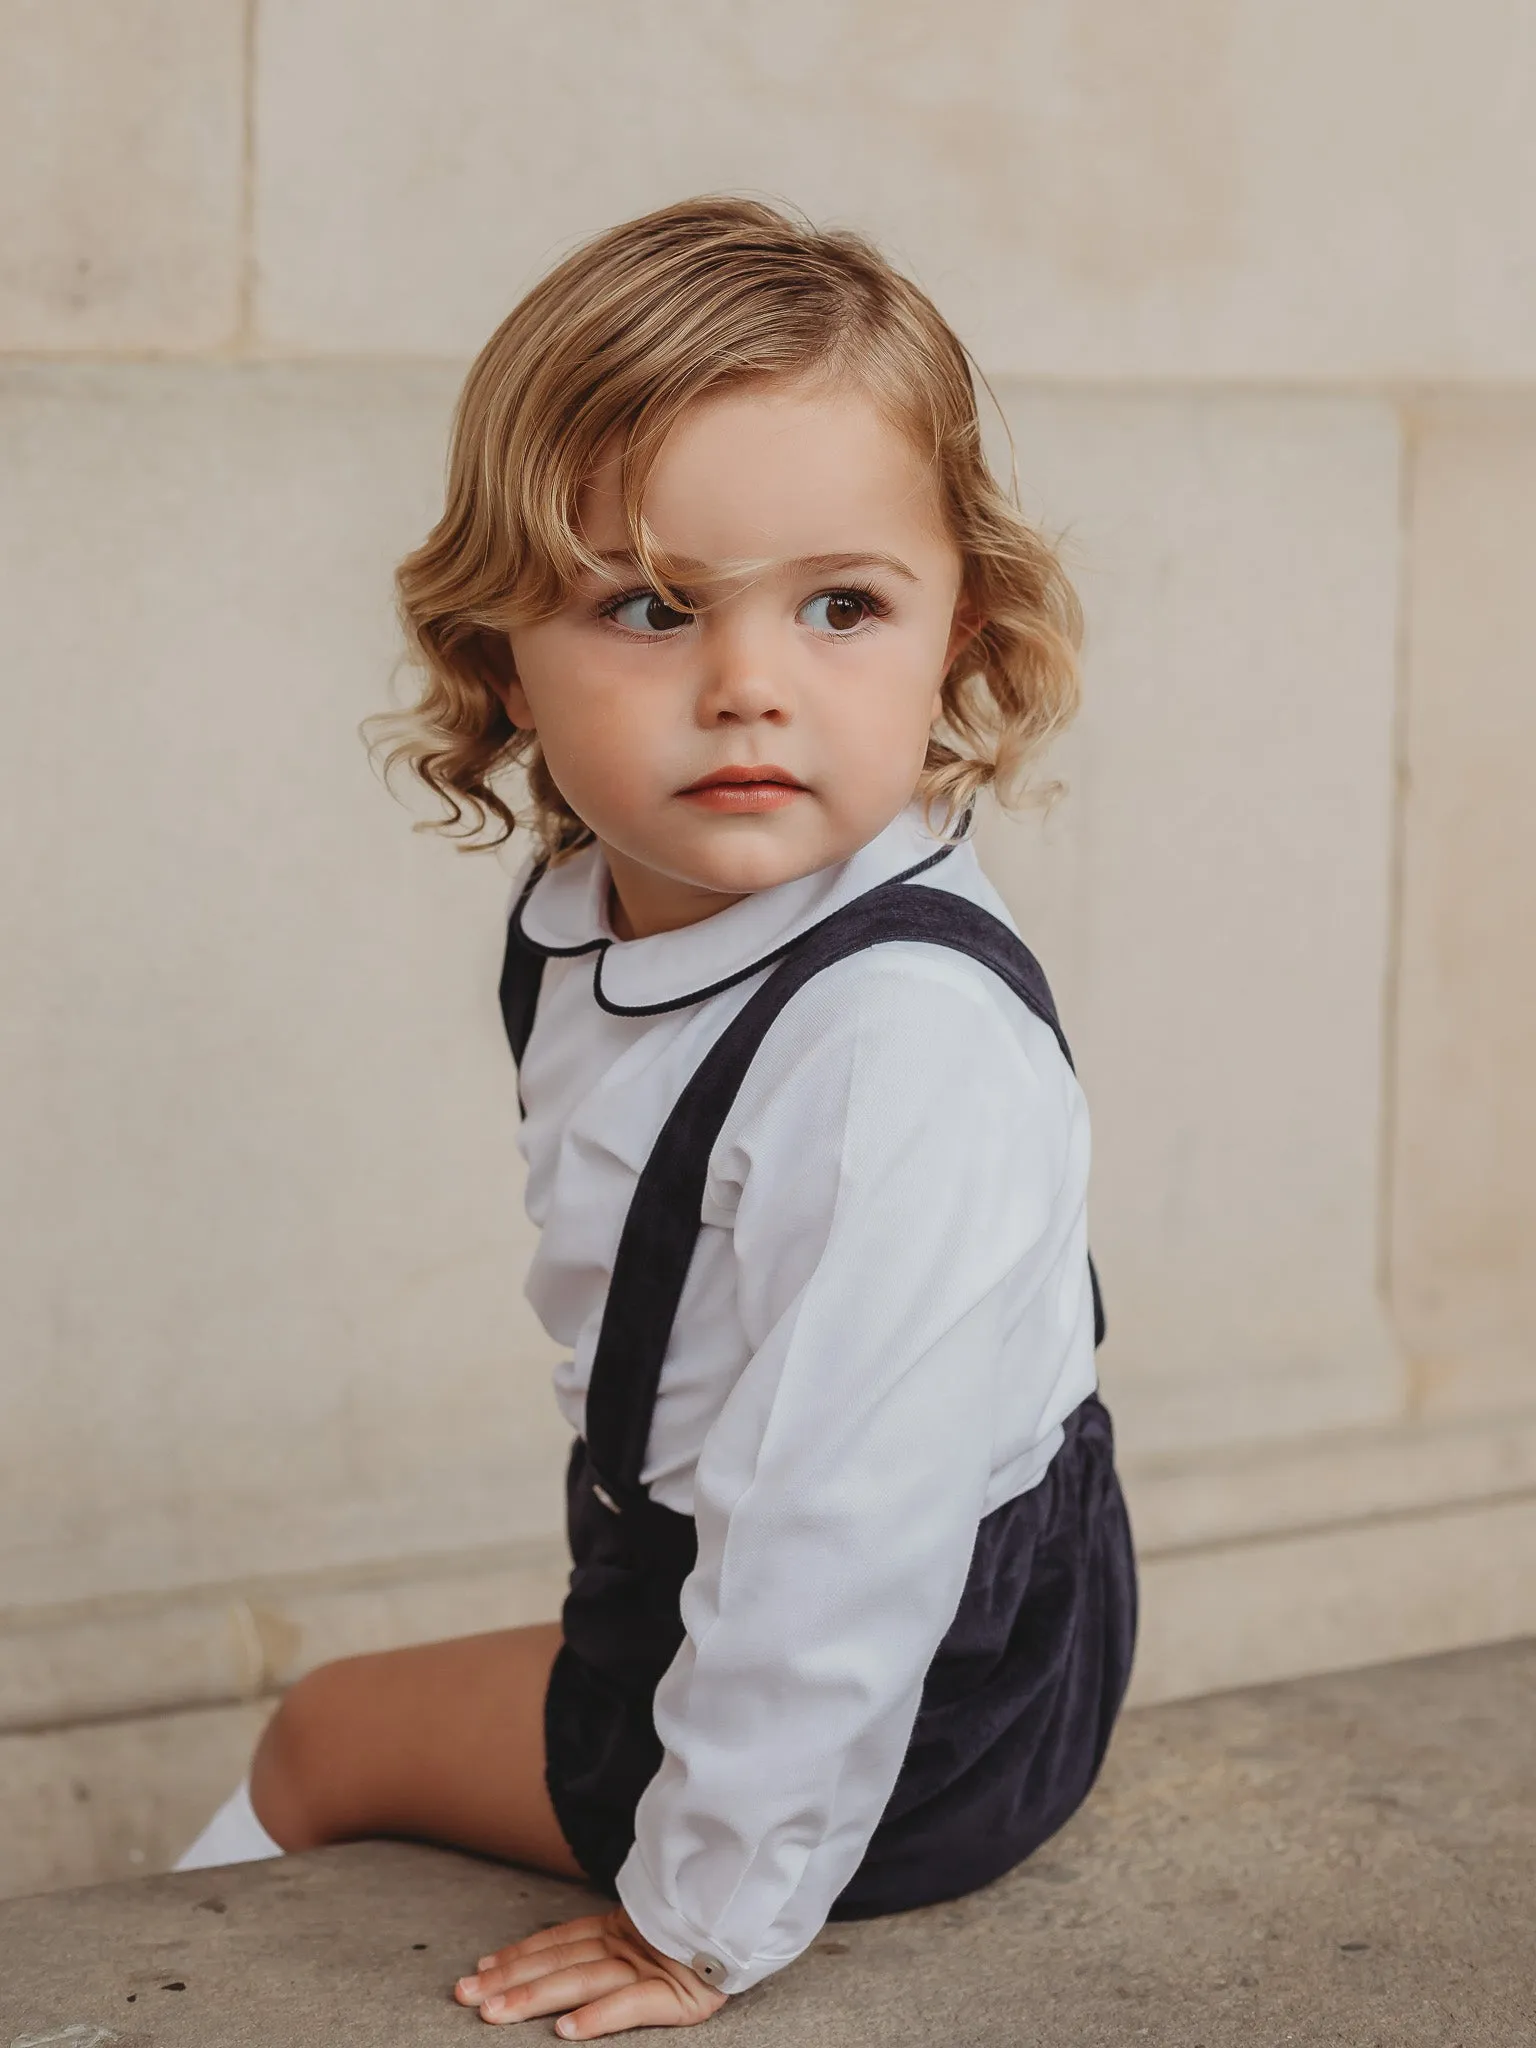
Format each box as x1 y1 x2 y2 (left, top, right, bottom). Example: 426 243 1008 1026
175 196 1137 2037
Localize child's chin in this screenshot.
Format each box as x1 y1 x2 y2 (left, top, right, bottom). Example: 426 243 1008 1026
683 822 838 893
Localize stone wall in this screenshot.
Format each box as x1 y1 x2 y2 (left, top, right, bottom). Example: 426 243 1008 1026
4 0 1534 1896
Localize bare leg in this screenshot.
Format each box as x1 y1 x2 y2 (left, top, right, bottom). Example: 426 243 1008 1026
249 1620 585 1882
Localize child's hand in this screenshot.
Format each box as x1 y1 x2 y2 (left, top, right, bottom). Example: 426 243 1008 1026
455 1906 728 2035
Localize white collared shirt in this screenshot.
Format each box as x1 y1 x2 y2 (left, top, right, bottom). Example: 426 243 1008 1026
513 800 1096 1993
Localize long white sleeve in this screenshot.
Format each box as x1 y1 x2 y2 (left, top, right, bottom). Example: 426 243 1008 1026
614 947 1083 1992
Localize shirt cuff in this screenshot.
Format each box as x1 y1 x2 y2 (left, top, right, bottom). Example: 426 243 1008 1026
615 1845 800 1996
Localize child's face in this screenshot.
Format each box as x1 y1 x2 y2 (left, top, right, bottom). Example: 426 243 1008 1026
502 377 974 938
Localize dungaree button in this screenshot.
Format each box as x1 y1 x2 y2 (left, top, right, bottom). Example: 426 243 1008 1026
690 1953 728 1987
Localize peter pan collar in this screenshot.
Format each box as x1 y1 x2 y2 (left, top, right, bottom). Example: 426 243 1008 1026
512 799 974 1016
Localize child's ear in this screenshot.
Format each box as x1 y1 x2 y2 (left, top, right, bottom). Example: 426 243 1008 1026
944 594 984 673
472 629 534 731
934 597 984 720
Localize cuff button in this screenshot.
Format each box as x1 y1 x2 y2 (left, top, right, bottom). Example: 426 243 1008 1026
690 1953 727 1987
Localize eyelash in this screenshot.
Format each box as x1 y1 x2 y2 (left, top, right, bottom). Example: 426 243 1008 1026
594 582 893 634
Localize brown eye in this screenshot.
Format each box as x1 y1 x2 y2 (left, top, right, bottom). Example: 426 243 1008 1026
802 591 875 633
609 591 693 634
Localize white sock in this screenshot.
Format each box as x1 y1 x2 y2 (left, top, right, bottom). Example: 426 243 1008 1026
172 1779 284 1872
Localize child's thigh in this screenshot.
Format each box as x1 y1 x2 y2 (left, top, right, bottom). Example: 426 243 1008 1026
252 1620 584 1880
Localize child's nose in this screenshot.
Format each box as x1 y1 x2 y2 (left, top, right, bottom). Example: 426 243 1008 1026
696 630 791 724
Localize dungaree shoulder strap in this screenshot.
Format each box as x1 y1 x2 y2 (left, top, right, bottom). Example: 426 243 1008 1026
500 870 1106 1513
499 864 552 1119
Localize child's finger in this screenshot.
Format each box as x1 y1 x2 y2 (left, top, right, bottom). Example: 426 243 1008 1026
478 1911 612 1969
463 1935 611 1998
556 1977 722 2038
477 1957 637 2026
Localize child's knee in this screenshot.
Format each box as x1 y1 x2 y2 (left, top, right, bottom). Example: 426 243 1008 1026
250 1657 362 1850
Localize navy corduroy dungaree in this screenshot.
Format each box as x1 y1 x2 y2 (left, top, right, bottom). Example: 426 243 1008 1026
500 860 1138 1917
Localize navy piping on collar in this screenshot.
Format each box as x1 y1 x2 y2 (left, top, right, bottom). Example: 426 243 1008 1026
592 834 962 1018
507 857 607 960
507 811 972 1019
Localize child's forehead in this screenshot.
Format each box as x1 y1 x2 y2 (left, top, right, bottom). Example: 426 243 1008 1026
577 379 950 568
604 375 919 482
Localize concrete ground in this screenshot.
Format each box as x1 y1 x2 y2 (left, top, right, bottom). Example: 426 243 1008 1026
1 1640 1531 2047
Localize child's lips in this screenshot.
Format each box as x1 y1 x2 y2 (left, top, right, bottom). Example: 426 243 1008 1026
679 780 805 812
678 767 807 812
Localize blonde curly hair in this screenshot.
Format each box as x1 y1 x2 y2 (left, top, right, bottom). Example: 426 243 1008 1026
378 196 1082 862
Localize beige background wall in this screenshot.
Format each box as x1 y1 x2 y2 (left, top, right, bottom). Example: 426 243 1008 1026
3 0 1534 1896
